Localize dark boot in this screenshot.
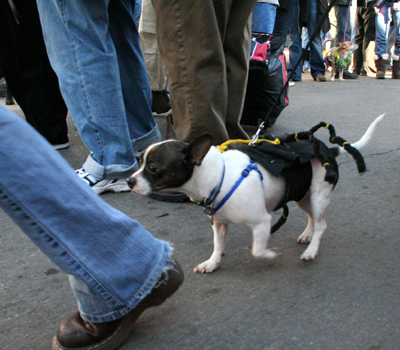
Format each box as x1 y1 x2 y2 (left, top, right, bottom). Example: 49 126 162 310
392 55 400 79
151 89 171 115
52 259 184 350
375 54 389 79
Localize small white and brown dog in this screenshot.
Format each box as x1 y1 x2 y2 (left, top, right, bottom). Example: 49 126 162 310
323 39 358 81
128 115 384 273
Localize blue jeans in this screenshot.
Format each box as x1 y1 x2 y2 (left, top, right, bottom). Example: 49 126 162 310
289 0 325 80
134 0 142 27
334 4 353 45
375 2 400 57
0 105 171 323
36 0 161 180
252 2 278 34
289 0 303 80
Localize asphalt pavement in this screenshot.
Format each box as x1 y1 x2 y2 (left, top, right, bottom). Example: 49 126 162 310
1 72 399 350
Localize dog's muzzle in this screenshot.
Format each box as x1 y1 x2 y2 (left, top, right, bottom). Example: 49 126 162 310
127 177 137 189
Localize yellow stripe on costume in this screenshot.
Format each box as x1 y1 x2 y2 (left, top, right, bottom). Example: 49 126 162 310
216 138 281 152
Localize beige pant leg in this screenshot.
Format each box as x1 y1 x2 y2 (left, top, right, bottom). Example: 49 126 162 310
152 0 257 144
224 2 257 139
139 0 168 92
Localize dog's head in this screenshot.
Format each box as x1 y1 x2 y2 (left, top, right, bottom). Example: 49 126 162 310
128 134 213 195
339 41 358 52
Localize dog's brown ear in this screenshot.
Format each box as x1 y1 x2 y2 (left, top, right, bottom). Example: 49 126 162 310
184 134 213 166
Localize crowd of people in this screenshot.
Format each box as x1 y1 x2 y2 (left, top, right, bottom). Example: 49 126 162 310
0 0 398 350
253 0 400 81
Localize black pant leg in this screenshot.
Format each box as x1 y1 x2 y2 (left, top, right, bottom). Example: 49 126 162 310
0 0 68 145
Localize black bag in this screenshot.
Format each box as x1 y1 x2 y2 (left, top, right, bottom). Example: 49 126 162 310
241 34 289 128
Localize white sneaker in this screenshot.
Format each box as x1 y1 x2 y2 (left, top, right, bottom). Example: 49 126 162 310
75 168 130 194
53 142 70 150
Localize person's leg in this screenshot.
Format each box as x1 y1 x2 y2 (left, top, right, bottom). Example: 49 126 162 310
0 104 172 321
391 2 400 78
139 0 171 114
108 0 161 154
0 104 182 349
224 0 258 140
334 4 353 44
374 2 391 78
272 1 296 38
37 0 157 180
334 3 359 79
252 2 278 34
133 0 142 27
152 0 232 145
0 0 68 147
375 3 391 56
353 6 365 73
288 0 303 81
307 0 326 79
153 0 255 144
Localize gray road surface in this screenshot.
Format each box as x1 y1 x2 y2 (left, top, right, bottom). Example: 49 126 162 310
1 73 399 350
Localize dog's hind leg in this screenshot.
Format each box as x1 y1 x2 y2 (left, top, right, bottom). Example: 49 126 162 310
296 160 335 261
194 222 228 273
251 213 278 259
299 183 334 261
296 192 314 244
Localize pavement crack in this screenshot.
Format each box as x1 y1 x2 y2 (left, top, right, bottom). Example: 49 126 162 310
339 147 400 166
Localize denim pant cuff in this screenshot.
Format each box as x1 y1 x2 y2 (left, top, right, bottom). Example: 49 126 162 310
132 123 162 154
83 124 161 179
78 241 173 323
83 154 139 180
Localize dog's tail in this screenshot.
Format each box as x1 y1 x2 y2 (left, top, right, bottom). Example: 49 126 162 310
322 38 335 50
336 113 385 156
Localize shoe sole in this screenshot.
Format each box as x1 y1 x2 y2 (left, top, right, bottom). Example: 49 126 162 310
94 183 131 195
152 108 172 117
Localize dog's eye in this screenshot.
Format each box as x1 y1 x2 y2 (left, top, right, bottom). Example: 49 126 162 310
148 164 158 174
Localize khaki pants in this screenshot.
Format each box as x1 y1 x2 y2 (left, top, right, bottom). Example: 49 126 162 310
152 0 257 144
139 0 168 92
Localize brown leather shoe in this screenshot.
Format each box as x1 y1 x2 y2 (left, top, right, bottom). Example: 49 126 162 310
52 259 184 350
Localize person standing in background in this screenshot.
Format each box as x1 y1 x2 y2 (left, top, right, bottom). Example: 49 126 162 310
0 0 69 149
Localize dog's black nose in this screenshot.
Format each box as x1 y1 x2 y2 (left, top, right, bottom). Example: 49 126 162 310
127 177 136 189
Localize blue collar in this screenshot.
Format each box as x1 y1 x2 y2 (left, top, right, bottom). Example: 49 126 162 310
204 161 225 208
203 159 263 216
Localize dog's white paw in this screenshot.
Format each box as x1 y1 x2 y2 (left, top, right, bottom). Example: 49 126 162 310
330 77 335 81
339 78 345 81
252 248 279 259
297 234 312 244
300 249 317 261
194 259 220 273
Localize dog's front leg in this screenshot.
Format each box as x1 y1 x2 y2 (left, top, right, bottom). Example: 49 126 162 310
194 222 228 273
331 63 336 81
339 69 345 81
251 213 278 259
